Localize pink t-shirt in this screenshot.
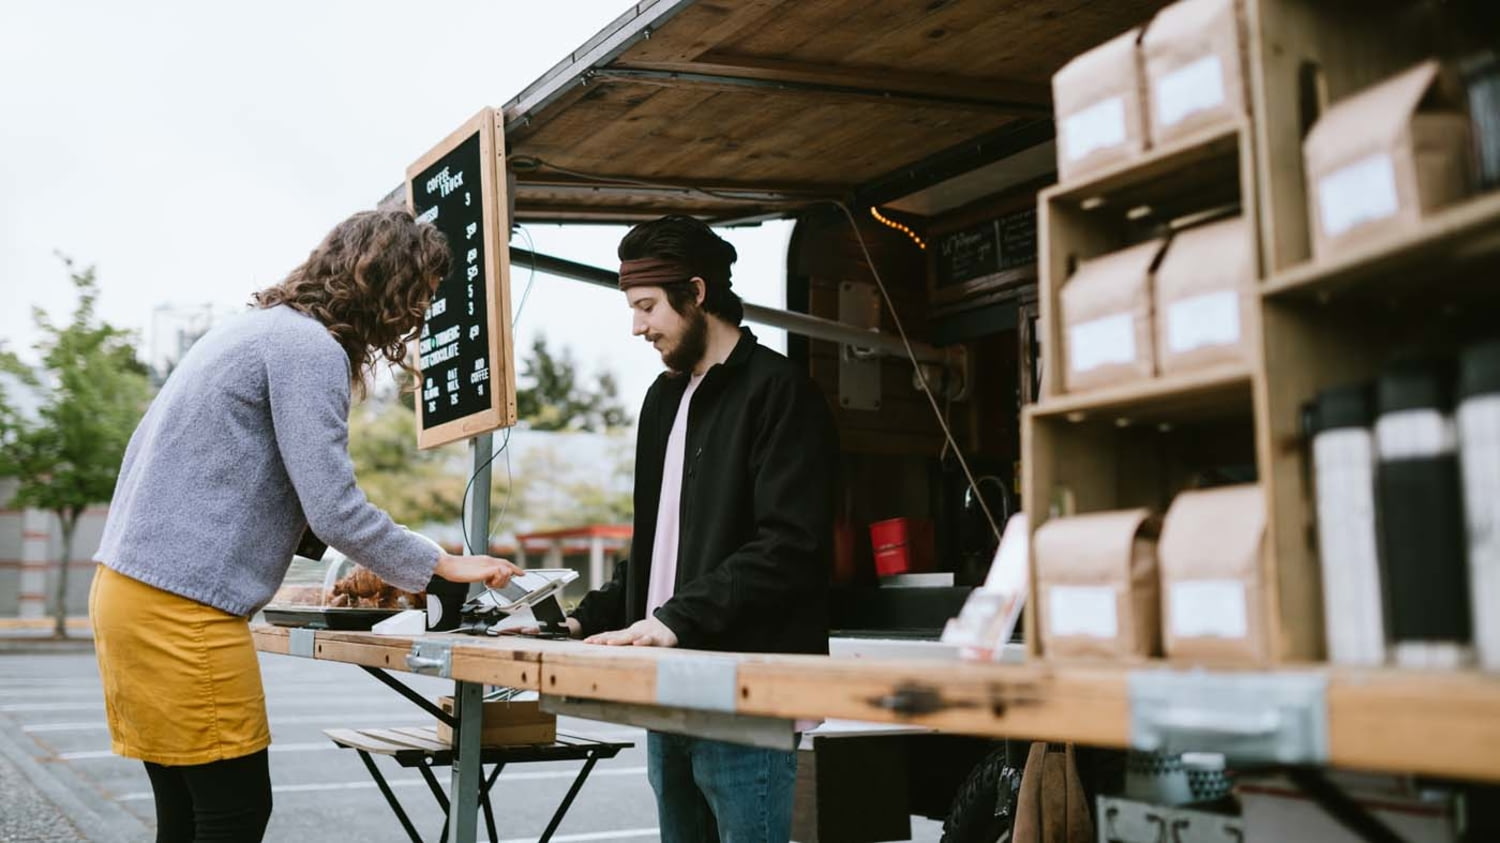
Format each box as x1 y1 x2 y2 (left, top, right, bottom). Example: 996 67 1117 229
646 373 705 617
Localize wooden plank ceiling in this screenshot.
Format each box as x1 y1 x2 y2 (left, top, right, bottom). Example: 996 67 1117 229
503 0 1171 224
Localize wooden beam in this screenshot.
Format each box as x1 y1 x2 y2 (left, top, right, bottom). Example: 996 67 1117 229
611 52 1051 117
516 173 844 202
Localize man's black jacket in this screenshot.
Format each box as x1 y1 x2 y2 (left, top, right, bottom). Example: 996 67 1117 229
571 328 838 655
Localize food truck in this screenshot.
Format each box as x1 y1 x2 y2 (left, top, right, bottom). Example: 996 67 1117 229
258 0 1500 840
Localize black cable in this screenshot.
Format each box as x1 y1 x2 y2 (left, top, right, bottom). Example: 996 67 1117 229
456 225 536 557
513 225 539 325
459 426 511 555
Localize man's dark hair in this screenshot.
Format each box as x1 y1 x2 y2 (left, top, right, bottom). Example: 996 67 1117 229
619 215 744 325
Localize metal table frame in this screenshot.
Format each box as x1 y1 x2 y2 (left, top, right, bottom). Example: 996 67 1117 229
342 666 632 843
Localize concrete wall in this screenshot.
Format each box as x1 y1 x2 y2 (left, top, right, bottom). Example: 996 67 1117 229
0 479 109 618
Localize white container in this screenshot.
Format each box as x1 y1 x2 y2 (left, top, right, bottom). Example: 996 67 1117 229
1311 384 1386 666
1459 340 1500 671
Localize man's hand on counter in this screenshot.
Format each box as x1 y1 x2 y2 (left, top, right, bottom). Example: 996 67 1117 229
584 616 678 648
433 552 522 589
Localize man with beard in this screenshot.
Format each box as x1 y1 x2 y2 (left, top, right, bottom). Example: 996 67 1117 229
563 214 838 842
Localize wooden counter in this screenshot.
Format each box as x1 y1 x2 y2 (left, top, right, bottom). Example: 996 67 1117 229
252 626 1500 783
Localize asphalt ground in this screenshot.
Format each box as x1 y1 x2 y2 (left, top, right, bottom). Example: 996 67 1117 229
0 640 945 842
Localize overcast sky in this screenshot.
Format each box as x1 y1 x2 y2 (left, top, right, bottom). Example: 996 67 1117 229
0 0 789 409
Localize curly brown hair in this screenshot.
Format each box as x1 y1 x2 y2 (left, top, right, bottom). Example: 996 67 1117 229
253 209 449 396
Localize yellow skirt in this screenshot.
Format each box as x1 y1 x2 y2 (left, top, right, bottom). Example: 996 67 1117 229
89 564 271 765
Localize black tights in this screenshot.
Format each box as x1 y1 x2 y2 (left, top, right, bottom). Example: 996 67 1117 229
143 749 273 843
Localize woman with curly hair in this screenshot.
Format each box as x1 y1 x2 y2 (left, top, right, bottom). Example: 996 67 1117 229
88 208 518 842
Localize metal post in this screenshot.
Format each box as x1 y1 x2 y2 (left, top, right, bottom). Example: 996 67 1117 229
588 536 605 592
450 433 493 842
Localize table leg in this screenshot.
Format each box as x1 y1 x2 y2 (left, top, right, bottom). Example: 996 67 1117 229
480 764 504 843
448 679 484 842
356 750 424 843
538 754 599 843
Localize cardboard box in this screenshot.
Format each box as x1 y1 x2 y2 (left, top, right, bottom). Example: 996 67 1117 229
1142 0 1249 146
1061 238 1165 393
436 696 556 747
1305 60 1472 259
1154 216 1256 375
1159 484 1268 664
1053 27 1149 182
1035 509 1161 661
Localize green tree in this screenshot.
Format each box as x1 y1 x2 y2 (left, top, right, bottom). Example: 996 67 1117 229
348 398 469 529
515 335 632 432
0 259 150 637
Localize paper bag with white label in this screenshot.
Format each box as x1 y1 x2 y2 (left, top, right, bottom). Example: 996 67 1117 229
1053 27 1149 183
1035 509 1161 661
1305 60 1472 259
1154 216 1255 375
1061 238 1165 393
1142 0 1248 146
1159 484 1268 664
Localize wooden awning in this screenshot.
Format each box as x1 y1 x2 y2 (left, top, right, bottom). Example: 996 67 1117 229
502 0 1172 224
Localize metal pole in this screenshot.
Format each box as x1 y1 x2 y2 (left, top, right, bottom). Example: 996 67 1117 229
510 246 949 364
450 433 493 842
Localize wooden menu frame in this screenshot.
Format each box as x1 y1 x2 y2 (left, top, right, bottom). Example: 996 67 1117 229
406 107 517 449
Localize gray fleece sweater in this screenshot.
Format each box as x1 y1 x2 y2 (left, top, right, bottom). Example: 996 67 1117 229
95 304 438 616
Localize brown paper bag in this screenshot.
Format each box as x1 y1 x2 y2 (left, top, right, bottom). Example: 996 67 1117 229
1154 216 1256 376
1061 239 1165 393
1053 27 1149 182
1035 509 1161 661
1142 0 1249 145
1013 742 1094 843
1304 60 1472 258
1159 484 1268 664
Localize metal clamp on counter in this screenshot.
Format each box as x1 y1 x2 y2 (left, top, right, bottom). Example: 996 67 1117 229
1128 670 1329 764
404 638 453 678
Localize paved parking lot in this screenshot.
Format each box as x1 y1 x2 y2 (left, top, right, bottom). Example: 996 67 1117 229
0 649 945 842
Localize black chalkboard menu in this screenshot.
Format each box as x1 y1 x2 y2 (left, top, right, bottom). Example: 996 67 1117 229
406 108 517 449
934 206 1038 290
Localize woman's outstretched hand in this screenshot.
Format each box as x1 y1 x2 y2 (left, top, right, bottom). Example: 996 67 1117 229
433 553 522 589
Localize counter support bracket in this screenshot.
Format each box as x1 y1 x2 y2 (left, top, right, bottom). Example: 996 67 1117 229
542 696 797 751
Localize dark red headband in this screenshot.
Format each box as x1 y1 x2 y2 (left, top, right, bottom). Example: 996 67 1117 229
618 257 695 290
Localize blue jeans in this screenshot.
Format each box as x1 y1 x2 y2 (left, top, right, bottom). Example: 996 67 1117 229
646 731 798 843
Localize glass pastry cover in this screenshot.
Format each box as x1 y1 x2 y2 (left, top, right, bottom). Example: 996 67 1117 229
268 529 440 609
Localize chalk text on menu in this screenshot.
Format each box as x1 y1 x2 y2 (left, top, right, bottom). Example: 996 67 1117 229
412 132 492 429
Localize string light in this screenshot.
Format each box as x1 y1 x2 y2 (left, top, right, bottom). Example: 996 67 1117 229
869 206 926 250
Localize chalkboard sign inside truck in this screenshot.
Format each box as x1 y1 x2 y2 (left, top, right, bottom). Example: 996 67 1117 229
406 107 517 449
931 205 1038 305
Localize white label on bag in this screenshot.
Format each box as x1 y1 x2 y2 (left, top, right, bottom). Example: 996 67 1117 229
1063 96 1127 162
1048 585 1119 639
1156 55 1226 128
1376 409 1457 460
1318 153 1400 237
1170 579 1248 639
1167 291 1241 353
1070 313 1136 373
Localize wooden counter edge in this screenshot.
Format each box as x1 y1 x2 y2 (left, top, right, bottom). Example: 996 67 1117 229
254 626 1500 781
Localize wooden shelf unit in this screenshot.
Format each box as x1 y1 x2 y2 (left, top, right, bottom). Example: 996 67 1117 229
1027 0 1490 668
1262 190 1500 301
1028 364 1254 425
1029 114 1274 659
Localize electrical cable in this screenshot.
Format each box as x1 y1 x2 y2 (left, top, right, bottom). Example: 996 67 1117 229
457 225 537 557
460 426 511 555
513 224 539 325
830 201 1004 544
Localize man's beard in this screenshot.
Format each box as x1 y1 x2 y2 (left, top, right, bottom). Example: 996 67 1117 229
661 305 709 374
